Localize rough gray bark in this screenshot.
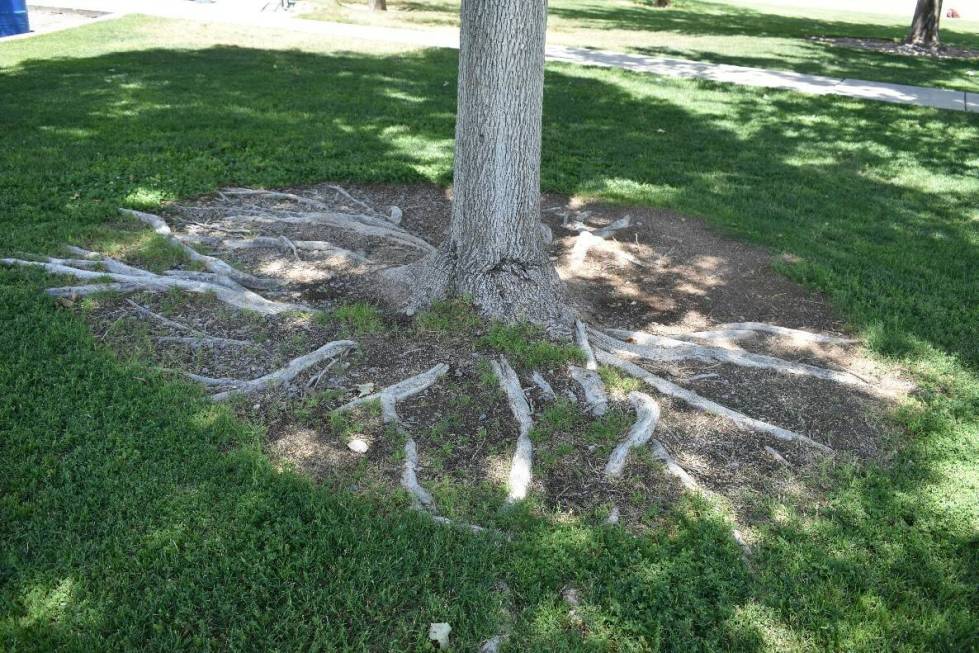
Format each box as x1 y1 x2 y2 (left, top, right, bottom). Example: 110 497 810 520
395 0 572 332
906 0 943 47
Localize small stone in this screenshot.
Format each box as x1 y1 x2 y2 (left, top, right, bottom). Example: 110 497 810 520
347 438 369 454
428 623 451 650
388 206 403 225
252 403 260 411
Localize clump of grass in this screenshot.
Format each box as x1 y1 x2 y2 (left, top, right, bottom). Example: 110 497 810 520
320 301 386 336
599 365 642 396
586 408 633 448
478 322 583 369
414 296 482 335
294 387 344 425
105 232 196 274
474 359 499 390
535 398 582 437
327 400 381 439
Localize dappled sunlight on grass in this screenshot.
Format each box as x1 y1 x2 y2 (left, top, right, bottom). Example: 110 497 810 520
0 14 976 650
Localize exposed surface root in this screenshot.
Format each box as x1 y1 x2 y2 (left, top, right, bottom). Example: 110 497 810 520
605 391 661 479
337 364 491 533
156 335 251 348
765 445 791 467
181 234 370 265
648 438 699 491
401 438 436 510
571 319 608 415
565 214 642 268
222 187 335 211
530 371 555 400
597 328 869 388
569 365 608 417
335 363 450 423
126 299 202 334
678 328 759 344
694 322 856 345
215 189 435 255
211 339 355 401
491 357 535 502
575 319 599 371
120 208 278 290
2 257 305 315
595 349 834 453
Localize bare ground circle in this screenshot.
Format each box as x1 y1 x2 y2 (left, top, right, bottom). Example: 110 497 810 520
40 181 913 543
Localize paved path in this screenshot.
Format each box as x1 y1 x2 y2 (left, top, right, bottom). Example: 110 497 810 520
16 0 979 113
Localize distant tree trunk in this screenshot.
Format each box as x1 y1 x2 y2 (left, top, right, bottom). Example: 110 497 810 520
905 0 943 47
399 0 572 331
368 0 386 11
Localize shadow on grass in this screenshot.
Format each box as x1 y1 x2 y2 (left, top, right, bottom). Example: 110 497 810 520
0 44 976 649
549 0 979 49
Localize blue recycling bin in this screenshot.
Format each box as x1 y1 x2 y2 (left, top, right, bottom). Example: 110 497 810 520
0 0 30 38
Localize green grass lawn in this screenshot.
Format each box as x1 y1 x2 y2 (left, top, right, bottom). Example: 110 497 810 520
304 0 979 92
2 16 978 651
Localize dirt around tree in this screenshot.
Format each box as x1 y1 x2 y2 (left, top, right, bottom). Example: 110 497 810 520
26 181 911 546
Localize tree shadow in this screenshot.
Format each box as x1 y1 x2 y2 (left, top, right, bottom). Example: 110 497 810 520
1 44 976 649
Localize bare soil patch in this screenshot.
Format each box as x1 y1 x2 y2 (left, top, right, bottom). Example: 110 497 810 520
810 35 979 60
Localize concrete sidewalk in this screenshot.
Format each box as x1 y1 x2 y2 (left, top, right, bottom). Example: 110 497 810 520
17 0 979 113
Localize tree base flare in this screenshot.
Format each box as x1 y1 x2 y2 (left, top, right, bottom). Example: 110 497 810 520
384 250 576 335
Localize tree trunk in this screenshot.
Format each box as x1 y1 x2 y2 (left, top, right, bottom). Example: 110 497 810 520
905 0 943 47
398 0 572 331
368 0 386 11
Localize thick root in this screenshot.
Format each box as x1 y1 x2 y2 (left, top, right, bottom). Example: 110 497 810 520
595 349 833 453
225 208 434 254
575 319 599 370
571 319 608 415
335 363 449 423
211 340 355 401
596 328 868 388
565 214 642 268
491 357 535 502
3 257 306 315
120 208 278 290
569 365 608 417
648 439 699 491
181 235 371 265
605 391 661 479
401 438 436 510
530 371 556 401
712 322 855 345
